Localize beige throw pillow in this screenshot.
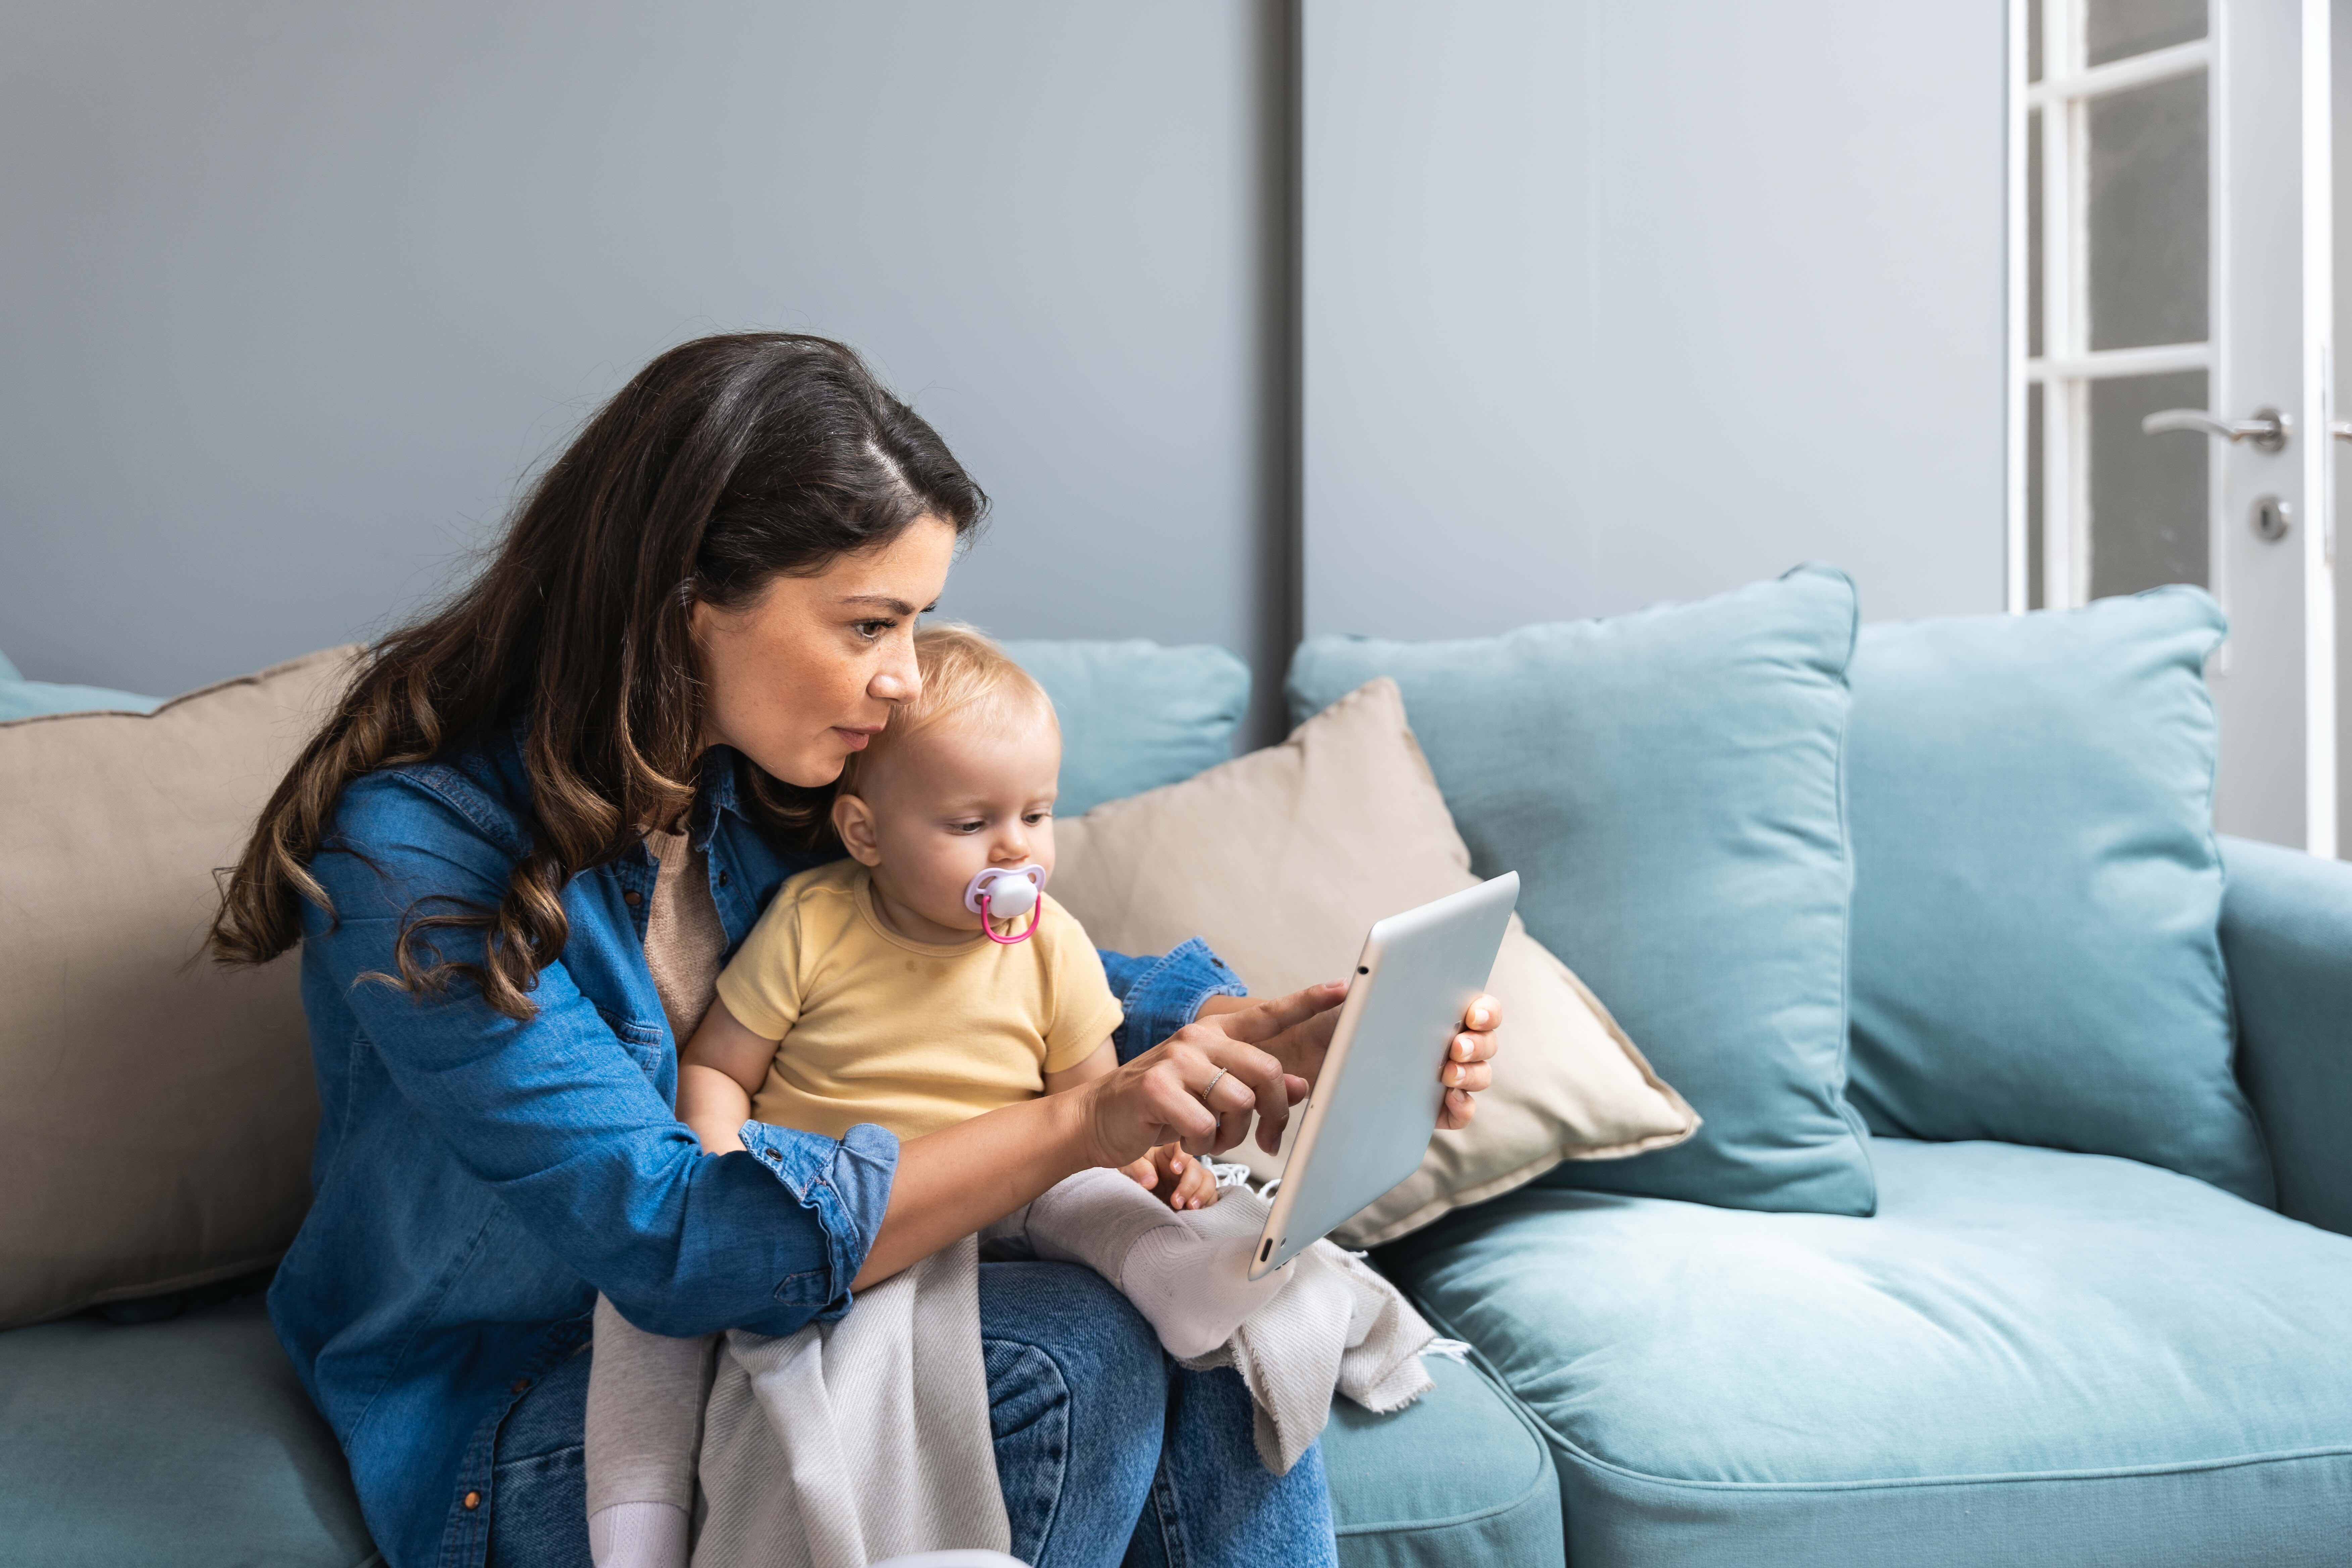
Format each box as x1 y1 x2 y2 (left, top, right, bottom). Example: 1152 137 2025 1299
1051 677 1696 1248
0 646 357 1328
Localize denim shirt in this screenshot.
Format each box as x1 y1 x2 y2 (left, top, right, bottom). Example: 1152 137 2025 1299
266 732 1244 1568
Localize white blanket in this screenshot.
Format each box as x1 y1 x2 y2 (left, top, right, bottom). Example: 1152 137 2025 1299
671 1181 1446 1565
690 1237 1008 1568
1165 1185 1443 1475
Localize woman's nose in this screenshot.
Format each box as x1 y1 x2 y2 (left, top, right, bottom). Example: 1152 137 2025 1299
869 640 921 705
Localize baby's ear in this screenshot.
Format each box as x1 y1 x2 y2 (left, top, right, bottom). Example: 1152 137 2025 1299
832 791 884 867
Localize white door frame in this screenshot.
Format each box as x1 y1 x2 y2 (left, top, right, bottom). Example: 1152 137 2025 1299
2005 0 2337 855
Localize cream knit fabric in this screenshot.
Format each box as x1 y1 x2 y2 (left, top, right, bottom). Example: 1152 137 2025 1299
642 824 728 1045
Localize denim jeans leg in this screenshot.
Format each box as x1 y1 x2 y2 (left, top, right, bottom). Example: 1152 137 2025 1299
980 1260 1165 1568
1124 1364 1339 1568
485 1265 1323 1568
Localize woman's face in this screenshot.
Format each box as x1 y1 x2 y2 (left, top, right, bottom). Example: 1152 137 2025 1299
691 516 959 787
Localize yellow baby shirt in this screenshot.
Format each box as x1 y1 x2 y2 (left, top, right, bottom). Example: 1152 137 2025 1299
713 858 1127 1141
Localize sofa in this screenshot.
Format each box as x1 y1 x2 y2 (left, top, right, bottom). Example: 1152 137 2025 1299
4 570 2349 1567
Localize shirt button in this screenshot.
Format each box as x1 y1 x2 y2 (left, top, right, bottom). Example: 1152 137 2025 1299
510 1378 531 1394
761 1147 781 1163
717 870 731 888
623 890 643 907
462 1491 481 1510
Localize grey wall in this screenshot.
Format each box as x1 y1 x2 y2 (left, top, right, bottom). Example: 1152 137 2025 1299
1299 0 2009 638
0 1 1293 734
3 0 2017 729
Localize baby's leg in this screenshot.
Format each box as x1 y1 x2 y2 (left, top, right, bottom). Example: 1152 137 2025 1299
1021 1166 1294 1360
585 1294 717 1568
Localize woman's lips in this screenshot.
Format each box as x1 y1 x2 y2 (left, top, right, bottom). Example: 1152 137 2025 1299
834 727 877 750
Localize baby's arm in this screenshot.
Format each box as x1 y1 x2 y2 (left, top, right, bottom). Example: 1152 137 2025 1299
676 999 781 1156
1044 1041 1218 1211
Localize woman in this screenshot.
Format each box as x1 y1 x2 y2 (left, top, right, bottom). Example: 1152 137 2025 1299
211 333 1500 1568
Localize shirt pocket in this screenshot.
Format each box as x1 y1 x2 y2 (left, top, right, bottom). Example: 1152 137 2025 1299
595 1006 669 1081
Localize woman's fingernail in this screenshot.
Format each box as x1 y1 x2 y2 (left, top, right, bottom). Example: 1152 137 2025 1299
1472 1007 1492 1028
1447 1064 1463 1085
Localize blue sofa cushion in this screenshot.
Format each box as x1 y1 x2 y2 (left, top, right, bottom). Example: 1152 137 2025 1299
1843 590 2270 1204
1002 639 1251 815
0 1291 379 1568
1384 1136 2352 1567
1287 566 1873 1215
0 1288 1561 1568
1320 1352 1563 1568
0 676 163 722
0 642 164 719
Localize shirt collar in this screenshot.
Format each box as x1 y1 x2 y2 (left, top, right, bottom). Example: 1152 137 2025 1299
694 746 748 851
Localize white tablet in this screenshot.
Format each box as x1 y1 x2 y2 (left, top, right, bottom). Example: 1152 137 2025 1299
1247 872 1520 1280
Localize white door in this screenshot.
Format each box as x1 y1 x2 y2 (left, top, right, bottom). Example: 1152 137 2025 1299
2017 0 2337 854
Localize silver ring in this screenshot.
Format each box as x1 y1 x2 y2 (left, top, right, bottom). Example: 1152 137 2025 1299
1199 1067 1230 1104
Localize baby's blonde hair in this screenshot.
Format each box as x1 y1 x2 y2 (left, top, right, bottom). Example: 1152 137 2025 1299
837 622 1056 797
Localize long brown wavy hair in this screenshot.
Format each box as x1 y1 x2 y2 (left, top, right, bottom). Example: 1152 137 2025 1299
209 333 987 1019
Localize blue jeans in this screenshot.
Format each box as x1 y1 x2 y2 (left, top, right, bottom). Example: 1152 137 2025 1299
485 1262 1335 1568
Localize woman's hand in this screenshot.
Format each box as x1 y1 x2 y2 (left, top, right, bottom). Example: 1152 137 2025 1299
1195 986 1503 1141
1076 989 1331 1167
1433 994 1501 1130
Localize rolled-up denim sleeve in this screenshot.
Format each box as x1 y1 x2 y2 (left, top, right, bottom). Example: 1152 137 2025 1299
305 771 897 1340
1097 938 1249 1064
737 1120 897 1322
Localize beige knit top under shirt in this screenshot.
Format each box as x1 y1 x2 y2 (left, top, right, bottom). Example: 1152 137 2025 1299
642 824 728 1048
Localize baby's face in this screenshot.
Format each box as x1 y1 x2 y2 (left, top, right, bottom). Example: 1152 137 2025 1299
844 699 1062 937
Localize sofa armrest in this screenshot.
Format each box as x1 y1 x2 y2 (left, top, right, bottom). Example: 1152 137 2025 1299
2219 834 2352 1236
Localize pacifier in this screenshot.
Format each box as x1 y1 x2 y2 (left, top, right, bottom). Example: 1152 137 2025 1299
964 864 1047 944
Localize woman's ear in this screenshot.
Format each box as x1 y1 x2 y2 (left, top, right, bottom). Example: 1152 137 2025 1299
832 791 884 867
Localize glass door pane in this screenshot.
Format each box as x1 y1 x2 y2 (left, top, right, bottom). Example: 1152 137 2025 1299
2085 0 2207 67
2088 369 2209 595
2028 108 2045 359
2086 71 2208 349
2027 383 2047 609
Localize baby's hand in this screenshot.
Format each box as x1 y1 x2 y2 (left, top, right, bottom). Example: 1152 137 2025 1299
1149 1141 1219 1211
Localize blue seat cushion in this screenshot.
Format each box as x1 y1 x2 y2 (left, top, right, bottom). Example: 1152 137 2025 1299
0 1289 378 1567
0 1278 1559 1568
1320 1351 1562 1567
1384 1137 2352 1567
1002 639 1251 815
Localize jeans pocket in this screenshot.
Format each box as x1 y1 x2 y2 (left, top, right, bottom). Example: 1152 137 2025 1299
983 1337 1070 1563
486 1442 588 1568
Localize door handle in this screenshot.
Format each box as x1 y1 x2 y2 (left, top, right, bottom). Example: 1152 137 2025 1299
2140 407 2291 451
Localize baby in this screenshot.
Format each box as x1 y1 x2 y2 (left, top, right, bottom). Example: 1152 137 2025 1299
586 623 1292 1567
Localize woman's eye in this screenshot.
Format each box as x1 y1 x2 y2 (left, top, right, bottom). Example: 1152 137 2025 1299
853 619 893 640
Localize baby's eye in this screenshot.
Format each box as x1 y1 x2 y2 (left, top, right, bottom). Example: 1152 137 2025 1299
949 820 986 834
1023 811 1052 825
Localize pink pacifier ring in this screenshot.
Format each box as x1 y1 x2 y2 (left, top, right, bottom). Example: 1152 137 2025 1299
966 863 1047 945
978 893 1043 945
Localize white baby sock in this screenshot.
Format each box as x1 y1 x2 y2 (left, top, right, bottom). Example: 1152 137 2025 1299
588 1500 689 1568
1022 1166 1295 1361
